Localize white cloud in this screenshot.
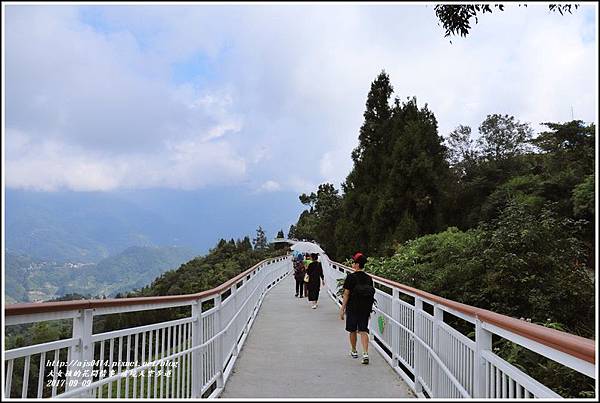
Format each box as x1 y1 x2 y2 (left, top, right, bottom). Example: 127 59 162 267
4 4 597 192
286 176 318 195
258 180 281 193
5 128 246 191
319 150 352 189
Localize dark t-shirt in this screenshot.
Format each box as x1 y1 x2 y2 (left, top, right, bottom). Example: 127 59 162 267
306 261 324 289
343 271 374 315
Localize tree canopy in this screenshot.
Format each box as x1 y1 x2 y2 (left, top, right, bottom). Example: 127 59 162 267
434 4 580 38
289 72 595 396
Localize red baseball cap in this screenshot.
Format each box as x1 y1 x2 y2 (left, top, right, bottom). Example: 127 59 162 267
352 252 366 263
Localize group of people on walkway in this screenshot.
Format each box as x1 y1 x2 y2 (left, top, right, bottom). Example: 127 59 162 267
292 250 375 365
292 252 324 309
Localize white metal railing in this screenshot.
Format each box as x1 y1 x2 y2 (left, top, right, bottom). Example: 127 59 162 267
4 256 291 399
321 256 596 399
5 247 596 399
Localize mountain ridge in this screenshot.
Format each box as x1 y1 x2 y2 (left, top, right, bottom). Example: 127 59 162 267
5 245 199 303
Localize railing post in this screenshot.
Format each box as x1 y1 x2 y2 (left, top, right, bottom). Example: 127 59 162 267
391 289 401 368
231 284 239 358
474 317 492 398
215 294 224 390
191 300 203 398
414 297 424 396
432 305 443 397
70 308 93 396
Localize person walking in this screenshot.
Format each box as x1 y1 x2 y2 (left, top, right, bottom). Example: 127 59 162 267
293 257 306 297
306 253 324 309
302 253 312 298
339 252 375 364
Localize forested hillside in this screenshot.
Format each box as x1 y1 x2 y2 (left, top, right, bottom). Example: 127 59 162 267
6 228 285 353
290 71 595 397
5 246 199 303
133 233 283 298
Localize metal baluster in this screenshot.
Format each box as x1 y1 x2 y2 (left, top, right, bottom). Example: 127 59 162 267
168 326 175 397
65 346 71 392
192 300 203 398
52 349 59 397
124 335 130 397
140 331 146 398
474 319 492 398
215 294 224 390
178 323 183 398
469 349 473 396
414 298 423 395
160 327 165 398
490 365 495 398
38 352 46 398
171 325 179 397
117 336 123 398
98 340 105 398
133 333 139 398
495 367 501 398
154 328 158 398
183 322 187 398
22 355 31 398
108 339 114 399
91 342 97 399
187 322 192 397
6 359 14 397
464 343 469 391
180 324 185 398
148 329 158 398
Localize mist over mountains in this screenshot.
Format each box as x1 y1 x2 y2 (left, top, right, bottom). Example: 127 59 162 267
4 187 303 302
5 188 302 262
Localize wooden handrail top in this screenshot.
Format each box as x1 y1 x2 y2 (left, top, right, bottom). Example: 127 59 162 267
336 262 596 365
5 257 285 317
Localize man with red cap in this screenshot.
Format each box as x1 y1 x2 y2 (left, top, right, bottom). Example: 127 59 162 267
339 252 375 364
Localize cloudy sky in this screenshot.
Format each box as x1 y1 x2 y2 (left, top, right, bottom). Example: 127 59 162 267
4 2 597 195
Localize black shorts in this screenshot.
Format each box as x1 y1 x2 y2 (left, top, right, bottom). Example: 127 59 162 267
345 310 370 333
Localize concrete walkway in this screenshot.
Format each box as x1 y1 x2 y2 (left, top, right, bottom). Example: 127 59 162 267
220 275 415 398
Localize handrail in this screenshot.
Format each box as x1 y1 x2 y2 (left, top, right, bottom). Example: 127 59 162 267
332 261 595 365
4 255 292 399
4 257 284 316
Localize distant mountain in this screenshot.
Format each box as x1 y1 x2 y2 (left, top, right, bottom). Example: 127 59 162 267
5 190 177 263
5 188 303 263
5 246 199 303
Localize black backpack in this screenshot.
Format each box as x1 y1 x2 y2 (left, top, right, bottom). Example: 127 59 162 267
352 277 376 311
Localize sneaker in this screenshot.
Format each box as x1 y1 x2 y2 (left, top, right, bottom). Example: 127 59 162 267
350 350 358 359
295 293 298 297
311 305 317 309
361 353 369 365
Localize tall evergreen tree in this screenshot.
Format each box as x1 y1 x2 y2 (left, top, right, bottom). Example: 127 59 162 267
372 97 449 250
287 224 297 239
336 70 395 258
253 226 268 250
297 183 342 256
336 73 450 257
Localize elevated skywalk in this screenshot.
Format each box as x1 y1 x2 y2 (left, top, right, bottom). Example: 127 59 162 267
4 251 596 399
221 275 415 398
